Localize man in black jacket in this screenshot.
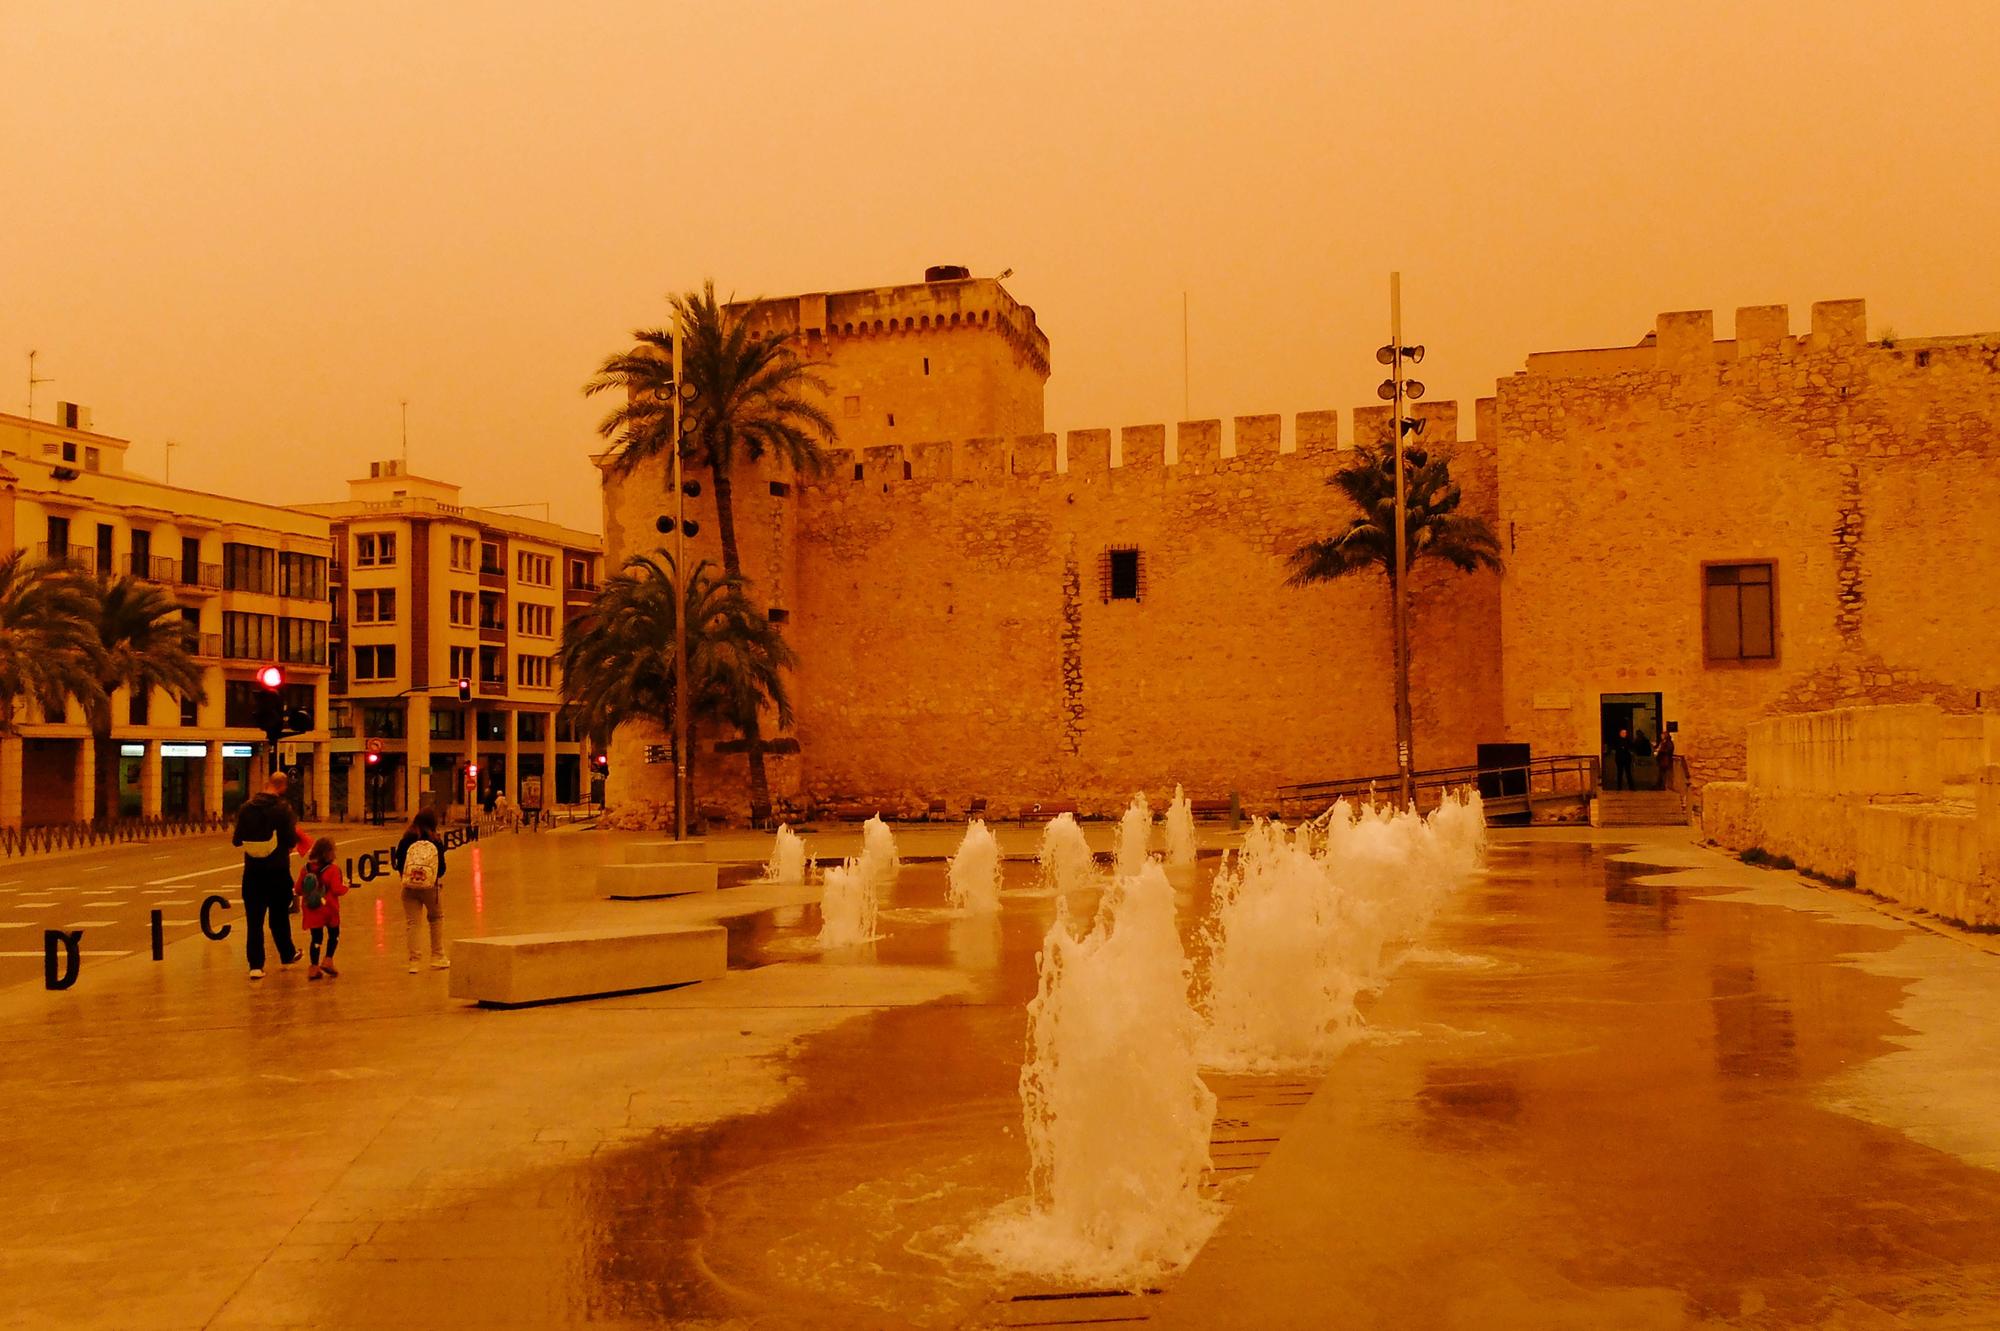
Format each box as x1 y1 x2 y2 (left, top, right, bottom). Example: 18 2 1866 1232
232 771 311 978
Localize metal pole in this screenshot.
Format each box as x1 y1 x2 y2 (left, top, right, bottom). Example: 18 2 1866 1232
1390 273 1414 808
671 306 690 843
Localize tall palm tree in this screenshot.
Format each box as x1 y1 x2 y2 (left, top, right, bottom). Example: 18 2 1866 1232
1286 441 1502 771
0 552 102 734
584 281 834 818
88 576 207 821
558 551 796 830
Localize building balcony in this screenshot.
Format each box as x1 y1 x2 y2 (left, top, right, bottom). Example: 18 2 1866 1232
37 542 94 572
477 677 507 697
176 563 224 593
183 632 223 661
478 621 507 643
279 644 330 668
127 553 178 583
478 565 506 589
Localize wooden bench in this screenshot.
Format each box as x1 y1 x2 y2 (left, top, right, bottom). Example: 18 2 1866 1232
1189 798 1233 819
448 926 727 1008
1026 799 1080 817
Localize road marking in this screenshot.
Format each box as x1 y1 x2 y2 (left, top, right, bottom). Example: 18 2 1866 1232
162 918 196 926
0 922 34 929
65 919 117 928
145 865 241 885
85 901 130 908
10 901 58 908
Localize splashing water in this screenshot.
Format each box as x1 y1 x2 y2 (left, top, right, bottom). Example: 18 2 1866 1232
858 814 900 895
1113 792 1154 879
1197 789 1487 1072
1037 813 1095 895
946 818 1002 914
1164 785 1197 871
765 824 809 885
817 859 878 947
967 862 1219 1285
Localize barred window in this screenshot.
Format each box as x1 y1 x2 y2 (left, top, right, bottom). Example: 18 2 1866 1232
1099 547 1145 602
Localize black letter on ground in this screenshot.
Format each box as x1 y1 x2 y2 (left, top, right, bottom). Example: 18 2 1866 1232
44 929 81 990
151 909 165 961
200 894 232 941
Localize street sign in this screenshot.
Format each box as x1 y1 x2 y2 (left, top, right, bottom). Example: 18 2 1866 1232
364 737 385 755
279 743 297 767
644 744 669 764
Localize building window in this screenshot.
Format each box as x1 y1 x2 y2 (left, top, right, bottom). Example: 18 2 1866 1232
354 532 397 567
180 695 198 726
450 535 476 571
843 395 860 417
354 588 397 624
516 552 552 586
768 607 790 623
1704 562 1777 662
222 611 275 659
353 644 398 680
84 446 101 472
449 645 475 681
431 708 465 741
128 689 150 725
517 712 546 742
480 541 502 574
223 543 276 593
768 481 790 499
362 705 405 739
567 557 595 588
450 590 476 627
279 552 327 600
516 602 554 637
1101 547 1144 602
515 654 553 689
279 618 327 666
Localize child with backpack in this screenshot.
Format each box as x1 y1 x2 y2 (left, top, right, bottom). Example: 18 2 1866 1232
392 808 449 974
295 837 348 981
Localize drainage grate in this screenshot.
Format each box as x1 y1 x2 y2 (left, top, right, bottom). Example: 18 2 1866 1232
990 1287 1164 1327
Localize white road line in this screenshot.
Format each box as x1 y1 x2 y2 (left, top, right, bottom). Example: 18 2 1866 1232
162 918 196 926
0 922 35 929
64 920 117 928
144 865 241 885
10 901 58 908
86 901 130 908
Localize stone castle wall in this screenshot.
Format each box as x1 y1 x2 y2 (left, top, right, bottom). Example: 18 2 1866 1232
601 401 1503 820
1497 300 2000 787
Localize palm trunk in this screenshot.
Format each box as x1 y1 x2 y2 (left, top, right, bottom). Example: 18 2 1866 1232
95 734 118 825
709 463 773 826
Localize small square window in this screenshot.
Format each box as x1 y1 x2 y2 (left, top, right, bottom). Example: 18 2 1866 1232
769 481 791 498
768 607 790 623
843 395 861 417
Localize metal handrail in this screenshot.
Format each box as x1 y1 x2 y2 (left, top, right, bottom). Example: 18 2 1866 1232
1278 753 1603 819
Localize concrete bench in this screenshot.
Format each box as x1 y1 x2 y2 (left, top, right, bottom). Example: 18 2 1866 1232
448 926 727 1007
600 838 719 898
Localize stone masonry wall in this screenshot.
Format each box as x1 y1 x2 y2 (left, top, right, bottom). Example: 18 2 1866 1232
1498 301 2000 788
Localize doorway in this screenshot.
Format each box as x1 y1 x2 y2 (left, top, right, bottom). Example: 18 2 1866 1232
1600 692 1663 791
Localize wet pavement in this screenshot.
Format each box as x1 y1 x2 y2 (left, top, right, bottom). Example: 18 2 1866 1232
4 826 1999 1328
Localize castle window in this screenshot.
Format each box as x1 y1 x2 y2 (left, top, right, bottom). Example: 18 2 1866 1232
923 357 930 375
1703 562 1777 663
768 607 790 623
1101 547 1145 603
887 413 896 427
843 395 860 418
853 462 864 481
769 481 790 498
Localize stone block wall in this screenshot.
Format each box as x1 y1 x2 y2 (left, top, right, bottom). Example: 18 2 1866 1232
1702 703 2000 927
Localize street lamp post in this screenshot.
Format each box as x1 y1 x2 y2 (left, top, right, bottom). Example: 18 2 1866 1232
670 309 691 844
1383 273 1425 809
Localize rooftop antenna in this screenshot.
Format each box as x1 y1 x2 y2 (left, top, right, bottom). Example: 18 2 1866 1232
164 439 178 485
481 502 554 522
1182 290 1190 420
26 351 52 420
996 267 1013 282
400 399 409 470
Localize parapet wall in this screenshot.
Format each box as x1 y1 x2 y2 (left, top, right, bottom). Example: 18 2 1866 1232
1702 703 2000 927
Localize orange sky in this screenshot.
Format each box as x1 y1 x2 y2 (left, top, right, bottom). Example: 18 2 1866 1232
5 1 1998 530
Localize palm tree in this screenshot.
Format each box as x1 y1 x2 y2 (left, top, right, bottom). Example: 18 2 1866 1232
1286 441 1502 771
584 281 834 819
558 551 796 830
87 576 207 821
0 552 102 735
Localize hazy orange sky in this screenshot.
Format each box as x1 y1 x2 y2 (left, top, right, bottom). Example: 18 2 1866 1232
6 1 1998 530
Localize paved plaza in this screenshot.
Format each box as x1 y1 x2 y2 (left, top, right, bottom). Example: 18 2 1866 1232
3 823 1999 1329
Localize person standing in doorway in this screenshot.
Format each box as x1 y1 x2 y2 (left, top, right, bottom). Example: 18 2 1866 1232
1656 728 1678 791
231 771 311 979
1610 728 1635 792
393 807 450 974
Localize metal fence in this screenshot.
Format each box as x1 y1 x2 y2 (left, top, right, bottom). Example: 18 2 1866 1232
0 812 231 858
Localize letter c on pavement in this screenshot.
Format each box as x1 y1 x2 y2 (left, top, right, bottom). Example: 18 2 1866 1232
200 894 233 941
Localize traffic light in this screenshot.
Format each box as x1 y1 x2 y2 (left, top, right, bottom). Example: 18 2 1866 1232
365 751 380 767
253 666 286 743
457 677 471 702
257 665 284 690
467 763 480 778
594 753 609 770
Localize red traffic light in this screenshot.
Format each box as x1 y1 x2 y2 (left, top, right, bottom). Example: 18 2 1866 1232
467 762 479 777
364 751 380 766
256 665 284 690
457 677 471 701
594 754 608 768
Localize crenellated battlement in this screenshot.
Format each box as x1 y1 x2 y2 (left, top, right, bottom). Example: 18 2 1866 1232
803 398 1489 493
729 276 1051 378
1521 298 1898 378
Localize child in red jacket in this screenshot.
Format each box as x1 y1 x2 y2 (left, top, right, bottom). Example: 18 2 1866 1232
296 838 349 981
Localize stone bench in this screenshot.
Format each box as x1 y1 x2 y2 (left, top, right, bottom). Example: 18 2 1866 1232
600 839 719 898
448 926 727 1007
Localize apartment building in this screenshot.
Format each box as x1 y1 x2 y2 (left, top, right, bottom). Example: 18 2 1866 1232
0 406 333 828
299 462 601 820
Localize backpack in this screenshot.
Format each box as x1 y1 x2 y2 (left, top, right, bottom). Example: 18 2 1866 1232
402 838 440 890
301 865 329 911
235 797 279 859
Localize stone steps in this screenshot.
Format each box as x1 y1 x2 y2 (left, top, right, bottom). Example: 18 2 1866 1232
1594 790 1688 827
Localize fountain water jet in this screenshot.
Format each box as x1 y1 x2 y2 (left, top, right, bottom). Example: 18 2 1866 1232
1197 789 1487 1072
1037 813 1094 895
858 814 900 895
816 859 878 947
1113 792 1154 879
946 818 1002 913
1164 785 1197 871
969 861 1218 1284
765 824 809 885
